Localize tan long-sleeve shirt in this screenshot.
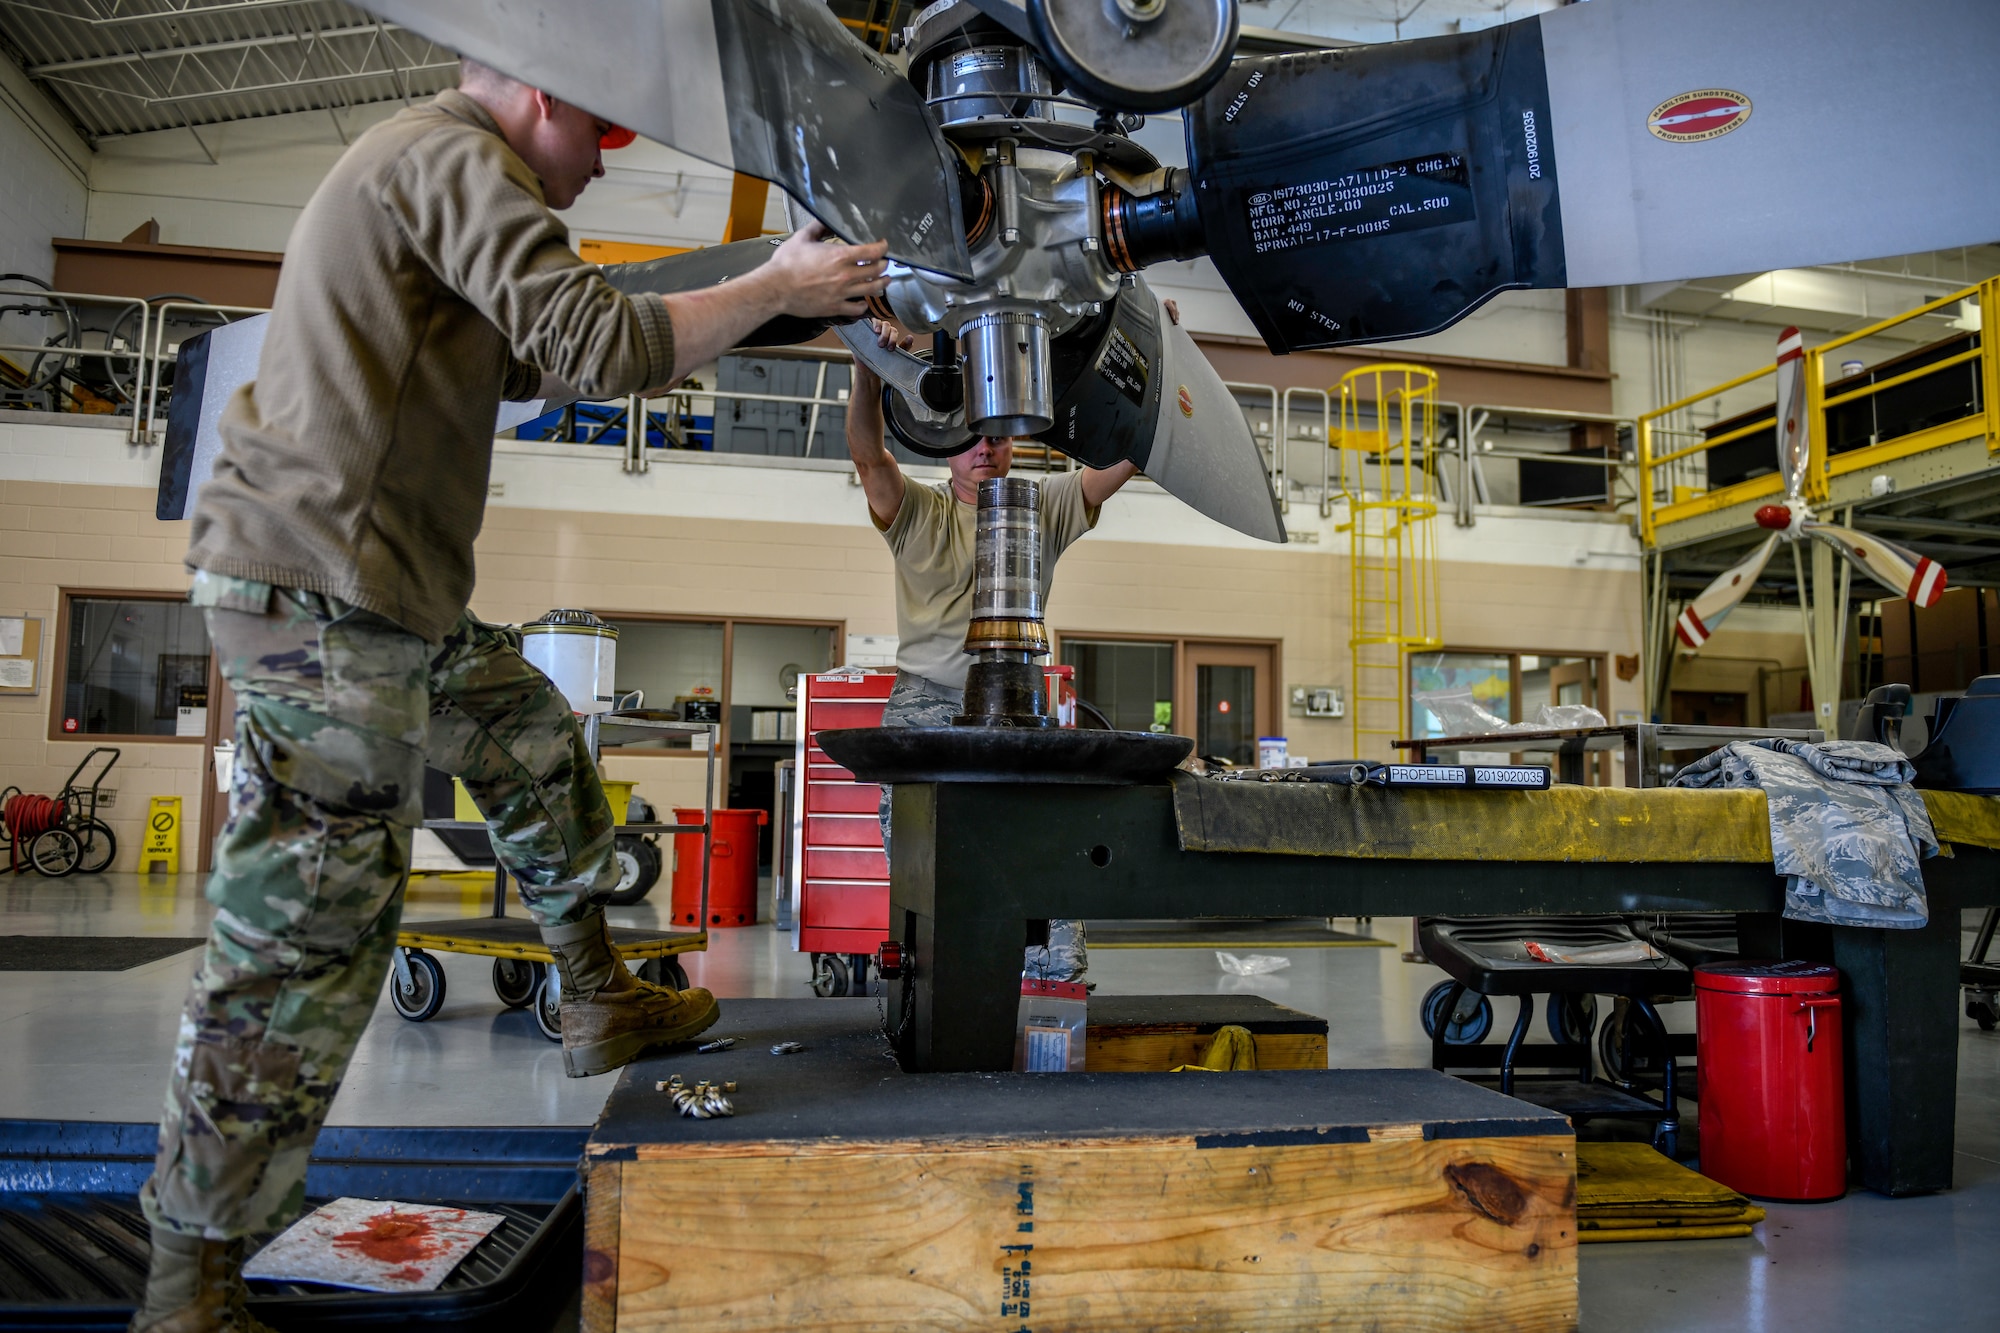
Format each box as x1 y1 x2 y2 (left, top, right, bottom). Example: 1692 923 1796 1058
185 89 675 642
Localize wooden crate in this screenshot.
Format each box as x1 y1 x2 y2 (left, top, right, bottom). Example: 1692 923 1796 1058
1085 993 1328 1071
584 999 1575 1332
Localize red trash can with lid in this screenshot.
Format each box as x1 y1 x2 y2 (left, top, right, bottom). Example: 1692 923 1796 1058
1695 960 1846 1201
670 808 767 928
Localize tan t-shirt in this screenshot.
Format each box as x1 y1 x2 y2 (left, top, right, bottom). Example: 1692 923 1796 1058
878 472 1098 691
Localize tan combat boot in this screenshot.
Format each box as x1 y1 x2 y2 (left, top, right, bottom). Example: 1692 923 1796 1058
130 1225 274 1333
542 911 720 1077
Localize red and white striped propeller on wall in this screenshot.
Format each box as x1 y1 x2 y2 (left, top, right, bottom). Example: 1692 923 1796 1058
1674 327 1947 650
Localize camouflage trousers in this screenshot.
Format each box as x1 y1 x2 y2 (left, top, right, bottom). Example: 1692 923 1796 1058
877 669 1087 982
141 572 616 1239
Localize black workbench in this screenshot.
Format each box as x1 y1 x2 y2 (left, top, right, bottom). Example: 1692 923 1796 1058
882 779 2000 1197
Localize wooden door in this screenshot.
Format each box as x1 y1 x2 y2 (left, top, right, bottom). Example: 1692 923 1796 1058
197 658 237 874
1548 658 1608 784
1669 691 1747 728
1181 642 1277 769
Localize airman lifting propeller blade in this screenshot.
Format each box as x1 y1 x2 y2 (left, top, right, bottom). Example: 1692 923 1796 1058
354 0 972 279
1185 0 2000 352
1675 327 1947 651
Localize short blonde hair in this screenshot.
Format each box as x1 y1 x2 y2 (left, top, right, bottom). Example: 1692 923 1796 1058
457 57 522 94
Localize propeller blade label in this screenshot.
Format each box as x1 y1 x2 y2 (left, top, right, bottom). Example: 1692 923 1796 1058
1245 152 1476 257
1094 326 1150 407
1187 19 1565 351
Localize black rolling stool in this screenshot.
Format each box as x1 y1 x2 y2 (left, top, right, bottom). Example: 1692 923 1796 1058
1418 915 1693 1155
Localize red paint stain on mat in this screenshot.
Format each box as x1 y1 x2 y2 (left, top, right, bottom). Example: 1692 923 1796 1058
330 1208 460 1267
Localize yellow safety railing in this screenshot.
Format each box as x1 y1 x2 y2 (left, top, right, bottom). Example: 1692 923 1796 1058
1638 276 1997 548
1334 364 1443 759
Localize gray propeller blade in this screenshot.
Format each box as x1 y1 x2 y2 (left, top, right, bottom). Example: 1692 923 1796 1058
355 0 971 279
598 237 837 352
1033 279 1283 543
1188 0 2000 351
1137 280 1286 544
1544 0 2000 287
155 310 567 521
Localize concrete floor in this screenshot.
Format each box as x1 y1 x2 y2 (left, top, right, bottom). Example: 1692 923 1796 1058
2 871 1996 1331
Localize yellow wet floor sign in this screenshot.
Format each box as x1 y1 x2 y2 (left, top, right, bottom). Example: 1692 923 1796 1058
142 796 181 875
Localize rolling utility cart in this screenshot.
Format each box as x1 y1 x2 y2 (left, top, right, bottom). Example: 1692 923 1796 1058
391 716 717 1041
1418 915 1692 1154
1 745 120 877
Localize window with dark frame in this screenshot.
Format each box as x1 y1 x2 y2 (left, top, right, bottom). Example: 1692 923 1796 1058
56 593 213 740
1060 638 1175 733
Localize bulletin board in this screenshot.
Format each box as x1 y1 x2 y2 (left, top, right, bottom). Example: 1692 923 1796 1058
0 616 44 696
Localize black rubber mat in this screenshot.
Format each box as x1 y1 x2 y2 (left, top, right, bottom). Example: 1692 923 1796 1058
1085 918 1390 948
0 1122 585 1332
0 937 205 972
0 1193 562 1313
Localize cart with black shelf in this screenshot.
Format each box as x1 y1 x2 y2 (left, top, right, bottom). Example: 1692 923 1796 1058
389 716 716 1040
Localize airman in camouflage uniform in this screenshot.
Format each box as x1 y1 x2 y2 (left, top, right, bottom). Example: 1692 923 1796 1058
140 574 639 1244
128 54 890 1331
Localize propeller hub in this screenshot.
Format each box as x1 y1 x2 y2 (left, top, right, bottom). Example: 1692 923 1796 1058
1753 504 1792 531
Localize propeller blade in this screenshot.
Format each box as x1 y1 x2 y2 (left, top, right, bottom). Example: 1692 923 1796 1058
355 0 971 279
1029 280 1283 542
155 311 551 521
1806 523 1948 608
1186 0 2000 351
1675 533 1779 648
598 237 834 351
1136 280 1287 543
1774 327 1808 503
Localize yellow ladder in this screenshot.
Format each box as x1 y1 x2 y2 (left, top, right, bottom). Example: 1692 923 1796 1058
1334 365 1443 760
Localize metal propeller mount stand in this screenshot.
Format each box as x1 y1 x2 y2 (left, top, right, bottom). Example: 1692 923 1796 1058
816 466 1190 780
955 477 1057 728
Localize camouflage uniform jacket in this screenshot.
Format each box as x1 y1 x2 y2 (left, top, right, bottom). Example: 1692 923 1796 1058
1671 738 1935 928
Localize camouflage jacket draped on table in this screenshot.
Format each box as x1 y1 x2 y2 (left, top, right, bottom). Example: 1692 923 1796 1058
1671 738 1936 928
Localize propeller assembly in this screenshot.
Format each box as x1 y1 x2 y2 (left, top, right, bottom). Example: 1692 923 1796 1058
1674 327 1948 652
168 0 1998 546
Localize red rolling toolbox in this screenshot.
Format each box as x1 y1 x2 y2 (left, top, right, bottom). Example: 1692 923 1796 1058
790 671 895 997
787 667 1076 998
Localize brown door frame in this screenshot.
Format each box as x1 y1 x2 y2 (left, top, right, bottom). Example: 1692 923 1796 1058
1051 631 1282 745
44 587 212 745
591 610 845 793
1546 655 1609 784
1179 639 1280 752
197 656 237 873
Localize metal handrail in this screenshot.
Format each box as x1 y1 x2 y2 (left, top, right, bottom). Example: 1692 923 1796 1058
1637 276 1993 546
0 285 148 444
1278 386 1327 515
139 300 267 441
1222 381 1280 504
